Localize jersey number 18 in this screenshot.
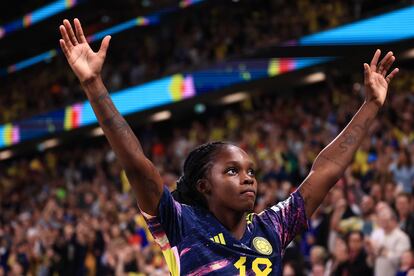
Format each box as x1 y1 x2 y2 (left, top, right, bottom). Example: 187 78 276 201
234 256 272 275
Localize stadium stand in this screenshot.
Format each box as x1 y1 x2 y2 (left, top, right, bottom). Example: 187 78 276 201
0 0 411 124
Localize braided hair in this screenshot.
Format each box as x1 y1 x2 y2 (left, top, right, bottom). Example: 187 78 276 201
172 141 229 209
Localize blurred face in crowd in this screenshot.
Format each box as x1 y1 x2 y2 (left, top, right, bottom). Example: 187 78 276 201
330 186 345 206
396 195 411 218
375 201 389 215
204 145 257 213
377 207 397 233
282 263 296 276
400 250 414 269
84 192 94 205
361 195 375 216
348 232 363 254
10 263 23 275
310 246 326 266
384 182 396 204
397 150 409 166
370 183 383 202
334 238 348 262
311 264 325 276
110 225 121 238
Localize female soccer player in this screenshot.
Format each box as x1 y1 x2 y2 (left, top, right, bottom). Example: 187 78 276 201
59 19 399 275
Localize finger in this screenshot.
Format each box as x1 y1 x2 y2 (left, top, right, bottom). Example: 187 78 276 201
63 19 78 46
98 36 111 59
364 63 371 81
370 49 381 72
59 25 73 50
74 18 87 43
381 55 395 77
59 39 70 58
385 68 399 83
377 51 393 75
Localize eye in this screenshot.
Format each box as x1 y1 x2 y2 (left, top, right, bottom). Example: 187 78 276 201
225 167 238 176
247 168 255 177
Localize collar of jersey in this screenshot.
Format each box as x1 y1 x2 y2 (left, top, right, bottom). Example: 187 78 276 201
195 207 256 247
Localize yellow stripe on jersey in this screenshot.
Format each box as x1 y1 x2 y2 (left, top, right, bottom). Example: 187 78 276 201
213 236 220 243
162 248 180 276
218 233 226 245
210 233 226 245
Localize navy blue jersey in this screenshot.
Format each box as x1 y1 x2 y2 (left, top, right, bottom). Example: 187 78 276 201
142 187 308 275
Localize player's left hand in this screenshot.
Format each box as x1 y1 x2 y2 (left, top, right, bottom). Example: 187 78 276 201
364 49 399 107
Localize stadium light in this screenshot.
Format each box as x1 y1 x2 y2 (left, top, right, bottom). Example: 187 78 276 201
91 127 104 137
220 92 249 105
150 111 171 122
0 150 13 161
37 138 60 151
303 72 326 84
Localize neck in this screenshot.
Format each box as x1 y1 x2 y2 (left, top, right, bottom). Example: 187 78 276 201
210 206 247 240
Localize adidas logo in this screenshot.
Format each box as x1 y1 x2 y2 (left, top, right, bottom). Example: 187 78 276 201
210 233 226 245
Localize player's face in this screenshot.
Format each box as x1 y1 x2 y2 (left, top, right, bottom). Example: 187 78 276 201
206 145 257 213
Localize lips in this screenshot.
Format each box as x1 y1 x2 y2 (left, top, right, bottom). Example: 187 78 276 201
241 189 256 197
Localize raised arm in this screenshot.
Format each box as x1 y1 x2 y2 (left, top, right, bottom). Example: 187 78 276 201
59 19 163 215
299 49 399 218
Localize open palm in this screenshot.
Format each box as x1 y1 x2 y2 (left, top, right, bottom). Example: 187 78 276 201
59 19 111 83
364 49 399 107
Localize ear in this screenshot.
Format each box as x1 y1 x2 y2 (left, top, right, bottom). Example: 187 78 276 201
196 179 211 196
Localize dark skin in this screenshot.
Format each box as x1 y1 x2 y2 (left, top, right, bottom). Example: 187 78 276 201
59 19 399 240
197 145 257 239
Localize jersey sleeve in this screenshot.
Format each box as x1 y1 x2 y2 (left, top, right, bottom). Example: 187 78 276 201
260 190 308 249
140 186 185 248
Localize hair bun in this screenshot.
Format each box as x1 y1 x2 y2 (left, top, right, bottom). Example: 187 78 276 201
172 175 189 203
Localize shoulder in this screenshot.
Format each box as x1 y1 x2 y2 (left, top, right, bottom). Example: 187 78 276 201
396 228 410 239
254 191 307 227
268 190 306 215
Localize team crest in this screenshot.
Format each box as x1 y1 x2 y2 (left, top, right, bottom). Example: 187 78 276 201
252 237 273 255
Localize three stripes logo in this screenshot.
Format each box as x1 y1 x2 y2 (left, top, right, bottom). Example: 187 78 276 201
210 233 226 245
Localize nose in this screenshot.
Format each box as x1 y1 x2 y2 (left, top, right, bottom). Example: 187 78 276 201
242 173 254 185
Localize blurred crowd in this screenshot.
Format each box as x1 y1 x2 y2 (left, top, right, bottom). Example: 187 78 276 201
0 0 408 123
1 68 414 275
0 144 170 276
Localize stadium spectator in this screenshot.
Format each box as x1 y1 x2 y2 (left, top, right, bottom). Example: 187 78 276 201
368 207 411 276
345 230 373 275
389 149 414 194
325 236 349 275
309 245 327 275
397 250 414 276
395 193 414 247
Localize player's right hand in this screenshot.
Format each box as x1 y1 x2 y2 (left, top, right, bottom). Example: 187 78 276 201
59 18 111 83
